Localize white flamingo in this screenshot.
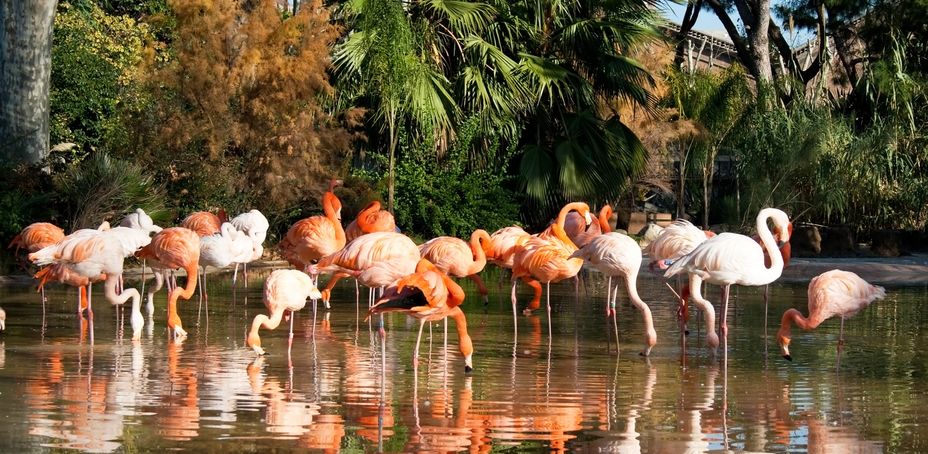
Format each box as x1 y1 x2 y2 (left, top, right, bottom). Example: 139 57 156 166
664 208 791 349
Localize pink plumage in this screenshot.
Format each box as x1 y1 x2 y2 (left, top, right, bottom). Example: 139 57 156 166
777 270 885 360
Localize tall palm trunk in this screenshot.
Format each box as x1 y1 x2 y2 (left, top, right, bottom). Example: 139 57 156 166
0 0 56 164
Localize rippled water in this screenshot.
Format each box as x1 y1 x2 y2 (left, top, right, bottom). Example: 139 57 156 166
0 266 925 452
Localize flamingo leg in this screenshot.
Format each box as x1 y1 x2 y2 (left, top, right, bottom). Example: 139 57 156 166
288 310 295 353
605 276 612 317
838 317 846 347
720 284 731 337
232 263 239 287
244 262 248 288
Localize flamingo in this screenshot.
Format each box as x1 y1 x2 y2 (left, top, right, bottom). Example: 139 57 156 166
644 219 715 328
418 229 494 304
565 205 613 248
9 222 66 304
664 208 792 348
0 306 5 331
488 226 531 271
511 202 592 320
777 269 885 361
345 200 396 242
320 200 397 306
198 223 250 304
29 227 152 340
369 258 474 372
181 211 224 237
230 209 269 286
311 232 420 310
136 227 201 339
8 222 66 256
247 269 323 355
569 232 657 356
278 179 345 277
119 208 162 235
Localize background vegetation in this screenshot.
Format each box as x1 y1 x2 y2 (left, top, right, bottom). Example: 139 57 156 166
2 0 927 271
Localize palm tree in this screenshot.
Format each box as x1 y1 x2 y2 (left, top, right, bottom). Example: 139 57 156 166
333 0 661 218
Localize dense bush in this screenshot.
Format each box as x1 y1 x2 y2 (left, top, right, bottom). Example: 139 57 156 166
390 119 522 239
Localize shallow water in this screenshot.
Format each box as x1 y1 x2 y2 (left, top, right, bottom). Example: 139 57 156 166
0 267 926 453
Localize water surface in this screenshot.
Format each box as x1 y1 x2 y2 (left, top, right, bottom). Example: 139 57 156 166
0 268 925 452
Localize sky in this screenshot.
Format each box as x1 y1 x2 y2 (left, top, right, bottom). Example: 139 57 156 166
660 0 814 47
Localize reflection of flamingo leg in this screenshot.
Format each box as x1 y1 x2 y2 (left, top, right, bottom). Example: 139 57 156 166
413 318 426 369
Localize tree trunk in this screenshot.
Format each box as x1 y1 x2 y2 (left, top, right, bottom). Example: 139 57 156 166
746 0 773 84
0 0 56 165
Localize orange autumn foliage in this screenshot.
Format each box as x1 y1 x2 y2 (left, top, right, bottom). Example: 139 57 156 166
138 0 360 210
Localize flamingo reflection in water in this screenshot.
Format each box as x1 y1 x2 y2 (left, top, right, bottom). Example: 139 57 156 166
24 347 123 452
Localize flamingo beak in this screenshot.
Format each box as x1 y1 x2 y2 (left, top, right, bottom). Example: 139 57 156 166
584 212 593 225
308 287 322 301
0 318 5 331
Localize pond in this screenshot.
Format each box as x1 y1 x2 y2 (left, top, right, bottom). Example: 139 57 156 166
0 266 926 452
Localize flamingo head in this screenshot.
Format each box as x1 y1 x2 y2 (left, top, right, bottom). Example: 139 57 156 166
779 334 792 361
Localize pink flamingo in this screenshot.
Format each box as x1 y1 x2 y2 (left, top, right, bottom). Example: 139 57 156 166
136 227 200 339
278 179 345 275
565 205 613 248
369 258 474 372
777 269 885 361
418 229 494 304
644 219 715 328
570 232 657 356
321 200 397 306
29 227 152 340
247 269 323 355
664 208 791 348
511 202 591 319
488 226 531 270
311 231 420 310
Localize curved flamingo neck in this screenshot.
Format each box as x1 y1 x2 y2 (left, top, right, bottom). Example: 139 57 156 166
555 202 588 229
447 306 473 367
322 192 346 244
625 273 656 352
443 274 466 307
467 230 489 275
778 308 813 344
599 206 613 233
552 223 580 251
755 209 785 282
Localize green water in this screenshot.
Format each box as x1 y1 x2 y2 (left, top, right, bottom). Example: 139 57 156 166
0 267 925 452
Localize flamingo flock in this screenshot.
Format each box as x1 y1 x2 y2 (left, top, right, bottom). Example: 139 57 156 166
5 182 887 372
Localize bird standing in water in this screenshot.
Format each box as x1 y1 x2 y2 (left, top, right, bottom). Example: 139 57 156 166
777 269 885 361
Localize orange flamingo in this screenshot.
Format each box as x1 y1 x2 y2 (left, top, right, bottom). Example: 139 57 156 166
247 269 322 355
418 229 494 304
311 231 420 308
777 269 885 361
279 179 345 273
369 258 474 372
136 227 200 339
345 200 396 242
565 205 613 248
9 222 66 303
180 211 224 237
569 232 657 356
511 202 591 319
665 208 791 348
8 222 65 256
